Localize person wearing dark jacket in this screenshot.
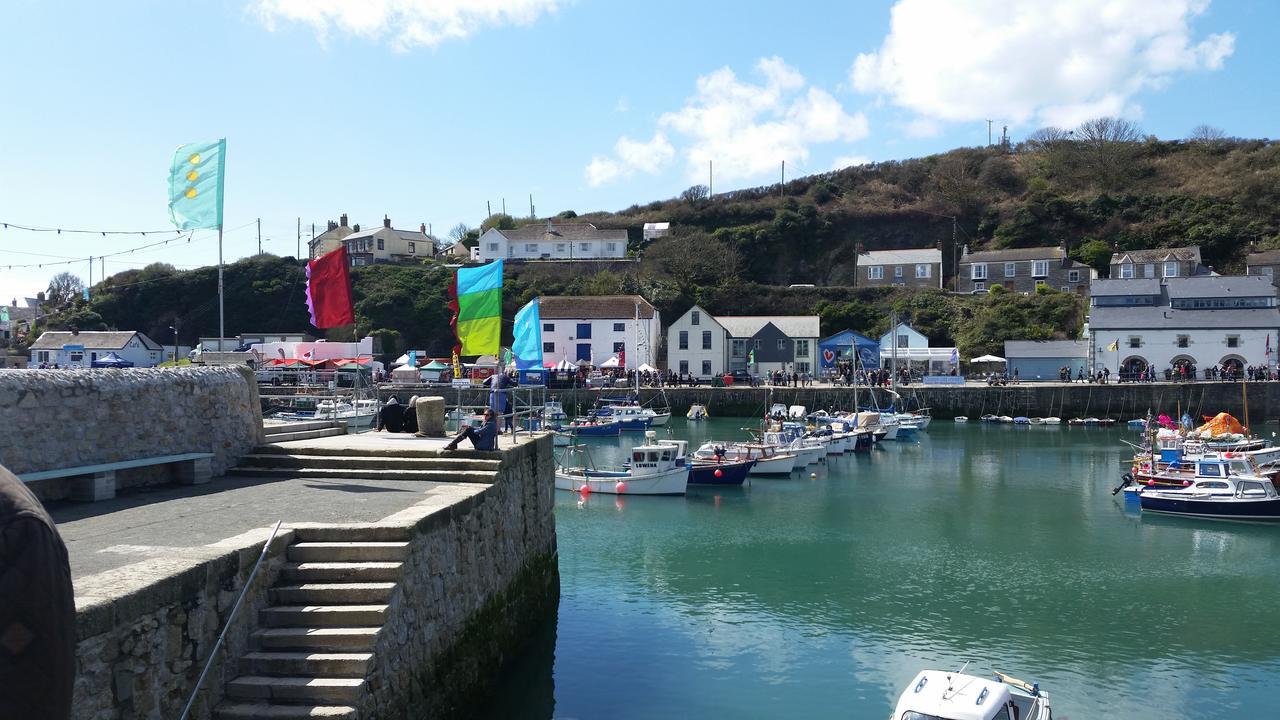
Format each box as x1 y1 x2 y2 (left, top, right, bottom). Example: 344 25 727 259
444 408 499 451
375 397 405 432
0 464 76 720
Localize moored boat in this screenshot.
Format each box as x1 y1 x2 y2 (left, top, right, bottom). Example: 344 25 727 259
694 442 798 475
686 403 709 421
562 418 622 437
556 435 689 495
954 416 969 423
1136 459 1280 521
688 457 754 486
890 668 1050 720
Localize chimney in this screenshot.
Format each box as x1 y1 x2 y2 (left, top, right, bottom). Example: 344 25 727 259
420 223 426 234
10 298 15 308
328 220 337 231
353 224 360 232
340 214 348 227
383 215 391 229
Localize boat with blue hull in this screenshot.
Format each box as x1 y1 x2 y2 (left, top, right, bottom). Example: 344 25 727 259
1136 458 1280 521
688 458 755 486
561 419 623 437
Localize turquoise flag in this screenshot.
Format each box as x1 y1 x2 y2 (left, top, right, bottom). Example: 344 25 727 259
168 139 225 230
511 298 543 370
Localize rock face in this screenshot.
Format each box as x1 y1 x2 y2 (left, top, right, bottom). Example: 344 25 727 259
0 366 264 495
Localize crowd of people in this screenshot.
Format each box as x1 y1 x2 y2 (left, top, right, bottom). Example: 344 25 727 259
1051 363 1278 384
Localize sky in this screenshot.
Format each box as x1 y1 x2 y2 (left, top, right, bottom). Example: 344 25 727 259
1 0 1274 302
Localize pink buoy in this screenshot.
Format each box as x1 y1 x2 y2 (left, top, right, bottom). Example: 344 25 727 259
579 483 591 496
615 481 628 494
1182 480 1191 486
714 468 724 478
1146 479 1155 486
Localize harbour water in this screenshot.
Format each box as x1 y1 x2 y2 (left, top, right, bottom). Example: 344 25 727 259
488 418 1280 719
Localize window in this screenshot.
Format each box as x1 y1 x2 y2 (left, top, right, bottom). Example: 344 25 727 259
679 360 689 374
1238 481 1269 498
408 242 415 254
868 265 884 280
1119 263 1135 279
1164 261 1178 278
797 362 810 374
1129 336 1141 349
1198 464 1222 478
701 360 712 376
1195 480 1229 489
576 323 592 339
377 238 384 250
1069 270 1080 282
915 264 930 278
794 339 810 357
894 265 904 278
606 242 617 252
1004 262 1016 277
897 334 909 348
731 339 747 357
974 281 986 291
556 243 566 252
487 242 498 252
613 323 626 332
1033 260 1049 277
702 331 712 350
972 263 987 280
691 310 700 325
543 322 555 332
777 339 787 350
679 331 689 350
1227 335 1239 348
754 339 761 349
526 243 538 252
576 343 591 361
1177 335 1189 348
69 351 83 362
1143 263 1155 278
612 342 625 353
1061 286 1070 292
543 342 555 353
579 242 591 252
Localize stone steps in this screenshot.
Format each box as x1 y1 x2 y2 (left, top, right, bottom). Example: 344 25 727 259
216 531 411 718
262 428 348 444
228 466 496 483
251 444 503 461
240 452 501 472
264 420 344 436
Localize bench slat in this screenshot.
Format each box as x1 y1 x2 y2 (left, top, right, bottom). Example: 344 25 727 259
19 453 215 483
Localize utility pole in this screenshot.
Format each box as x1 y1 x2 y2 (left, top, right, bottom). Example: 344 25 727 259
257 218 261 255
781 160 785 197
709 160 713 197
487 201 491 219
88 256 92 298
986 120 993 146
502 198 506 216
529 194 535 219
296 217 301 259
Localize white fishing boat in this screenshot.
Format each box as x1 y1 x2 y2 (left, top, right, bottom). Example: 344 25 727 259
768 403 789 419
542 400 569 423
788 405 807 419
890 668 1050 720
556 434 689 495
686 404 709 421
761 430 825 467
694 442 798 475
292 398 377 429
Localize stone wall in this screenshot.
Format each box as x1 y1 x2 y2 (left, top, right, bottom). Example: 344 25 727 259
0 366 264 494
360 435 560 718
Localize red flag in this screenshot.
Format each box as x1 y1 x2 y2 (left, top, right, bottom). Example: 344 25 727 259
306 246 355 329
619 348 625 368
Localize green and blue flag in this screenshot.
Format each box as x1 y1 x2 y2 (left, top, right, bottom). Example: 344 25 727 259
168 139 225 230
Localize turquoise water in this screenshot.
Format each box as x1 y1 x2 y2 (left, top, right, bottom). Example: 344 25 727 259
488 419 1280 719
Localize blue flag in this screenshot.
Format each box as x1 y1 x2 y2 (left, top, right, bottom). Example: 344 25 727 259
512 298 543 370
168 139 226 230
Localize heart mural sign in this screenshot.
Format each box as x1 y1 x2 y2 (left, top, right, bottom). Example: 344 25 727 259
821 348 836 366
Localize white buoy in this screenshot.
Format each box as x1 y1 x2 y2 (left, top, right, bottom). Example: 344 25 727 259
810 472 817 479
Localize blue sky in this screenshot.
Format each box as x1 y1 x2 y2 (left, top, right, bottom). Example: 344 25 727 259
1 0 1274 301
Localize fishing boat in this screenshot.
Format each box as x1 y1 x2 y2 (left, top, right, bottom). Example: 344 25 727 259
552 431 572 447
687 403 709 421
280 398 377 429
556 435 689 495
693 442 798 475
761 429 826 467
890 668 1051 720
688 457 755 486
561 418 623 437
542 401 569 423
583 404 652 431
1135 458 1280 521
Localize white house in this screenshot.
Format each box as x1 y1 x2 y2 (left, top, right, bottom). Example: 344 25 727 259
665 305 729 378
28 331 164 368
643 222 670 241
1089 276 1280 378
538 295 660 369
477 222 628 262
878 322 957 375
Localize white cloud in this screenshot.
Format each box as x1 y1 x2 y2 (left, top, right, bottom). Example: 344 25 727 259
586 57 869 187
584 133 674 187
851 0 1235 129
831 154 871 171
251 0 561 51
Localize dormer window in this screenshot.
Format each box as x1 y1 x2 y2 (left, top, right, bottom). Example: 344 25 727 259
1119 263 1135 279
1163 261 1178 278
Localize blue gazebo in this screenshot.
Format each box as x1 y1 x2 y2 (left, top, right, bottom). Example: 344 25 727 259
91 352 134 368
818 330 881 371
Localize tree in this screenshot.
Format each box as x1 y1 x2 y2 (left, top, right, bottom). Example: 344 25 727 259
680 185 709 204
45 272 83 309
557 210 578 219
1188 124 1226 143
1074 117 1143 190
480 213 516 232
448 223 471 242
1072 239 1113 275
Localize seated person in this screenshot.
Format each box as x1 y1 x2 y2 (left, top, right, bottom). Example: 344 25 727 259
402 396 420 434
444 408 499 451
375 397 405 433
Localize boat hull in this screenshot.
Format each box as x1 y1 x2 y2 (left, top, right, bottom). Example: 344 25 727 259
749 454 797 475
1139 494 1280 521
688 459 754 486
564 422 621 437
648 412 671 426
555 466 688 495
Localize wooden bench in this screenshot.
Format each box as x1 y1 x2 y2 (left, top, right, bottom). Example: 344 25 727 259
18 452 216 501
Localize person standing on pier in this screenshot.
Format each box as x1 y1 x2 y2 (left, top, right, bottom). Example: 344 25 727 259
0 464 75 719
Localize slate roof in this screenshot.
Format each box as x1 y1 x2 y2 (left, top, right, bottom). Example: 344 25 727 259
1111 246 1202 264
715 315 821 339
1165 275 1277 299
2 306 37 322
342 226 430 243
859 248 942 265
1247 250 1280 266
1090 278 1161 296
1088 305 1280 330
961 246 1071 264
499 223 628 243
540 295 656 319
1004 340 1090 358
30 331 161 350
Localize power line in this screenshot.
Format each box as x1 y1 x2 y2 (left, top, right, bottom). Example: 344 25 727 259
0 231 200 270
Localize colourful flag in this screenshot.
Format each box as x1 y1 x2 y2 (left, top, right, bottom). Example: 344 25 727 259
450 260 503 357
1107 339 1118 352
0 307 8 323
748 348 755 364
306 246 355 328
512 298 543 370
168 139 226 230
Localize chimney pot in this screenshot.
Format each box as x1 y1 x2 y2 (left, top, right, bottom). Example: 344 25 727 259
340 214 348 227
383 215 391 229
353 224 360 232
420 223 426 234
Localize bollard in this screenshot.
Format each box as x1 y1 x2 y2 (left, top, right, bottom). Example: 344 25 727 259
417 396 446 436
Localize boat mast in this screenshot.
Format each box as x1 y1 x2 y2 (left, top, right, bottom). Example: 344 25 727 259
634 300 640 396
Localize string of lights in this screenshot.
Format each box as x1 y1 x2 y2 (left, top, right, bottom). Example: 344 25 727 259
0 221 181 236
0 231 199 270
0 219 259 271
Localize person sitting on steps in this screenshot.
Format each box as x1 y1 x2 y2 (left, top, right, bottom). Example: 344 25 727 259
444 408 499 451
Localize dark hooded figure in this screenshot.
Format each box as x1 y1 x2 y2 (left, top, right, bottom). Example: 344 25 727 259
375 397 405 433
0 464 75 720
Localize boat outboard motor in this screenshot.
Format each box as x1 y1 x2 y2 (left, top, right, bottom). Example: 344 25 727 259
1111 472 1134 496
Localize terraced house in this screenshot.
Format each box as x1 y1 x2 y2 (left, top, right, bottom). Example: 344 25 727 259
477 221 628 262
957 245 1094 295
854 248 943 289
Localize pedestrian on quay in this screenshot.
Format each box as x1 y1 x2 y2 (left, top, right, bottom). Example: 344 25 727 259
443 408 499 451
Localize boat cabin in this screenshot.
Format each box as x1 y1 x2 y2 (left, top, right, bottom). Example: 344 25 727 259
629 440 687 476
892 670 1042 720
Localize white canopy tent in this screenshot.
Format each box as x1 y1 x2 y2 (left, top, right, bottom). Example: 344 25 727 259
638 363 659 373
599 355 621 368
970 354 1007 364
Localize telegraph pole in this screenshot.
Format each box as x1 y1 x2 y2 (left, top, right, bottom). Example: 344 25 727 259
257 217 261 255
296 217 301 259
781 160 785 197
986 120 993 146
529 194 535 219
709 160 713 197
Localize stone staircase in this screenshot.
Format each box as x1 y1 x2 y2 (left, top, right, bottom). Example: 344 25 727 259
213 527 411 720
229 444 501 483
262 420 348 444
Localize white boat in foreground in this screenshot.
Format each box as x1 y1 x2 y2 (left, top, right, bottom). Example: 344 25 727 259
891 668 1050 720
556 435 689 495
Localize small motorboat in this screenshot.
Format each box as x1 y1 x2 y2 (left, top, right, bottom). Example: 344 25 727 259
1098 418 1117 426
1127 418 1148 429
694 442 797 475
686 403 709 421
562 418 622 437
980 414 999 423
1136 458 1280 521
1068 417 1085 426
768 403 788 419
542 401 569 423
556 434 689 495
954 416 969 423
1013 416 1031 425
688 457 755 486
890 668 1050 720
1028 417 1044 425
761 430 825 467
552 431 572 447
998 415 1014 424
1043 417 1062 425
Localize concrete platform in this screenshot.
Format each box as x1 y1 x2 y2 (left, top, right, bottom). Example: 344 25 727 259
271 428 538 455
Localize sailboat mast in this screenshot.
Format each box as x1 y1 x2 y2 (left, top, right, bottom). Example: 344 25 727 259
634 300 640 395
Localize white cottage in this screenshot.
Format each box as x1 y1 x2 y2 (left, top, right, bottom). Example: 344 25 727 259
538 296 660 369
28 331 164 368
477 222 628 262
665 305 729 378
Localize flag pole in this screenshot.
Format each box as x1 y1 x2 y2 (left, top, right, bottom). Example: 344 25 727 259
218 224 224 360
